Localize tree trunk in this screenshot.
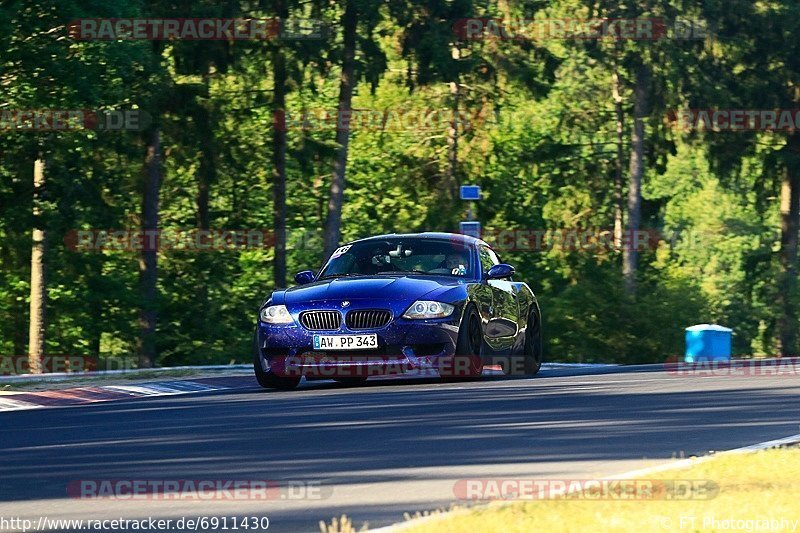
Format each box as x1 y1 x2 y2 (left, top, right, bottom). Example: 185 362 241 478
444 46 463 226
446 80 461 197
612 58 624 249
622 63 650 296
323 0 357 259
777 132 800 356
272 0 288 287
89 257 103 363
27 157 46 374
196 96 214 232
193 74 215 335
137 128 162 368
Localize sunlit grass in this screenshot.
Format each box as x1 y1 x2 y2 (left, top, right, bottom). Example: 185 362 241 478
320 514 367 533
402 447 800 533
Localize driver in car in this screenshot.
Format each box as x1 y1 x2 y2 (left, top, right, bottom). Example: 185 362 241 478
431 253 467 276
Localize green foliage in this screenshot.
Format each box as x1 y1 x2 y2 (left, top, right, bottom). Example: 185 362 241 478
546 265 707 363
0 0 795 366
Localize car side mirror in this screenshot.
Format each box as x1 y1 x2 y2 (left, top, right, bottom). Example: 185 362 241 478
294 270 316 285
487 264 515 280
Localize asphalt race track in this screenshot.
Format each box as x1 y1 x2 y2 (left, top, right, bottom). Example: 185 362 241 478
1 366 799 532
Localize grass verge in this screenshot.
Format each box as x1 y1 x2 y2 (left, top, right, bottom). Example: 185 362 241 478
401 447 800 533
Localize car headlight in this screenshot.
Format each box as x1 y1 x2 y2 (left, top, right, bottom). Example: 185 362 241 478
260 305 293 324
402 300 455 319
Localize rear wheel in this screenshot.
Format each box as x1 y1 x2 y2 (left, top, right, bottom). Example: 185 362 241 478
446 305 483 379
522 311 543 376
500 311 542 377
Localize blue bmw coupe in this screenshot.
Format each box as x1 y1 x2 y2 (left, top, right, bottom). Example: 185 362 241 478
254 232 542 390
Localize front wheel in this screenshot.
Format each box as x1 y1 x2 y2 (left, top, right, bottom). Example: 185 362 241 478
254 356 301 390
253 335 300 390
444 304 483 379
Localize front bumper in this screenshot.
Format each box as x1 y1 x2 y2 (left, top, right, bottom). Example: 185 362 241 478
256 316 463 378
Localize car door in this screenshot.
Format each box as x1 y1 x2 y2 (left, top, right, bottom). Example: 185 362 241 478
472 246 495 345
478 245 518 352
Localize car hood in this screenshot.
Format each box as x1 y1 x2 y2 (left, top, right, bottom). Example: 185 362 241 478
282 275 466 306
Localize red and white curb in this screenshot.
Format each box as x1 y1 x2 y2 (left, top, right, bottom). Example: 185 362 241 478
0 362 618 413
0 379 236 412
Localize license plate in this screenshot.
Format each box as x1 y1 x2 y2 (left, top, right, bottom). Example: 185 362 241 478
313 334 378 350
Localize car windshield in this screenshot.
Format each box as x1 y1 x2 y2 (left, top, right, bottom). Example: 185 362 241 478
318 238 475 279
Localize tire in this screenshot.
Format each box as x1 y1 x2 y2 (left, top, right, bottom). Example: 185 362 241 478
253 333 301 391
500 311 542 377
446 304 483 379
522 311 543 376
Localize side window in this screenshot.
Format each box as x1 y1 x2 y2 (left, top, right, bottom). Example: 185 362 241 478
486 247 502 266
478 246 496 274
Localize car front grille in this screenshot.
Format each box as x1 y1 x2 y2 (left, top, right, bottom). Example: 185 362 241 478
300 310 341 331
346 309 392 330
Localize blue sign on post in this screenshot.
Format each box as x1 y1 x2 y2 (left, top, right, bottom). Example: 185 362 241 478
460 185 481 201
459 221 481 238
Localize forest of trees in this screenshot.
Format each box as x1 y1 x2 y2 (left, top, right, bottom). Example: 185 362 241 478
2 0 799 371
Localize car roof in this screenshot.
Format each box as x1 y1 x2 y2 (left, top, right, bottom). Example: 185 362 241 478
346 232 488 248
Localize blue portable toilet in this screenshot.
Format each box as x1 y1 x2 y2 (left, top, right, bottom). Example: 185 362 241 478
685 324 732 362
